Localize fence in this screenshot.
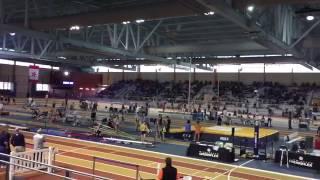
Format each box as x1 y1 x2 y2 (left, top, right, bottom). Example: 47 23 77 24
93 157 140 180
9 147 54 179
0 149 112 180
9 147 55 180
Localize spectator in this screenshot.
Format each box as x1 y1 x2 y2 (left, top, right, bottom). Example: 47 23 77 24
3 125 10 155
0 127 10 168
135 118 140 132
288 111 292 129
91 108 97 125
140 121 149 142
217 116 222 126
261 115 267 127
45 94 49 107
0 102 3 112
11 128 25 152
33 128 45 150
166 116 171 133
157 157 178 180
160 125 166 142
268 116 272 127
183 120 191 141
194 121 202 142
114 115 120 133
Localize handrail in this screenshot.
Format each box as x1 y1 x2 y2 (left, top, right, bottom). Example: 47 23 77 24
0 152 112 180
93 156 140 180
0 159 75 180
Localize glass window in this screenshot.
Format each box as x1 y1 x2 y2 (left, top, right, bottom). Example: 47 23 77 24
36 84 49 91
0 82 13 90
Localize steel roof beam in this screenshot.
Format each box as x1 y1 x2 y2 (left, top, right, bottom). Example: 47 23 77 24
90 56 303 65
12 0 204 30
196 0 303 58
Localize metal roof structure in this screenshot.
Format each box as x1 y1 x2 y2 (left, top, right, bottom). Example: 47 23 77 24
0 0 320 69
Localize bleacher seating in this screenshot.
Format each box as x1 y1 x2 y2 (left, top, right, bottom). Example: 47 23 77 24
98 80 314 108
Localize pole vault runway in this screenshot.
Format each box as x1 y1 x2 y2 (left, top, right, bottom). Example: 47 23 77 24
20 132 311 180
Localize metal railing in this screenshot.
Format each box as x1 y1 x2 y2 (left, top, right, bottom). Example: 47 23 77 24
0 152 112 180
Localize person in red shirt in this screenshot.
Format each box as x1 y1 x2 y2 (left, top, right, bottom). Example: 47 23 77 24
157 157 179 180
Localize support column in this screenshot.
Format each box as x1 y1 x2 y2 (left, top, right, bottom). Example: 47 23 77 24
291 68 294 85
12 61 16 96
155 69 158 82
137 65 141 80
173 64 176 82
107 69 110 85
263 63 266 84
213 68 217 87
122 68 125 81
0 0 4 24
188 59 192 112
193 67 196 82
24 0 29 28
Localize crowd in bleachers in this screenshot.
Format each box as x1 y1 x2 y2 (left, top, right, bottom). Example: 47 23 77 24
99 80 316 106
99 80 210 102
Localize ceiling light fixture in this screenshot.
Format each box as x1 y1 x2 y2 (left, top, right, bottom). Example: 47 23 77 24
64 71 70 76
122 21 131 25
306 15 315 21
70 25 80 30
247 5 255 12
135 19 145 24
204 11 215 16
9 32 16 36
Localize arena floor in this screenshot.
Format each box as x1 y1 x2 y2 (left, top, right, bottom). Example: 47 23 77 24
16 131 312 180
0 99 318 179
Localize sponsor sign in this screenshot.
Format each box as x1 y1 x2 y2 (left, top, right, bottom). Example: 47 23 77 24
29 65 39 81
198 148 219 159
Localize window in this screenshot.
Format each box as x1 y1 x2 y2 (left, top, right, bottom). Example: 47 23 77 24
0 59 14 65
0 82 13 90
15 61 34 67
62 81 74 85
36 84 49 92
36 64 52 69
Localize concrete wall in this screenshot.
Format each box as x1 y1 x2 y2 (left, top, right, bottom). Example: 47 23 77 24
1 63 320 98
0 64 52 97
103 71 320 85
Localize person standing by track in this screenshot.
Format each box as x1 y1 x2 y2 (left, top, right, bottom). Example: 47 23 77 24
11 128 25 152
194 121 202 142
157 157 179 180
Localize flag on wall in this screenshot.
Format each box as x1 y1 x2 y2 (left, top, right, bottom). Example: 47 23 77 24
29 65 40 81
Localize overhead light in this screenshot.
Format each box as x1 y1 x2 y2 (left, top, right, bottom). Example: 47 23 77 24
9 32 16 36
247 5 255 12
87 25 92 28
166 57 173 60
204 11 215 16
70 25 80 30
306 15 315 21
122 21 131 25
64 71 70 76
58 56 66 60
135 19 145 23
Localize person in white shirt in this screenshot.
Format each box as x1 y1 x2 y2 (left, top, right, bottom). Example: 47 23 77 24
28 97 32 106
45 94 49 107
0 103 3 112
33 129 45 150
